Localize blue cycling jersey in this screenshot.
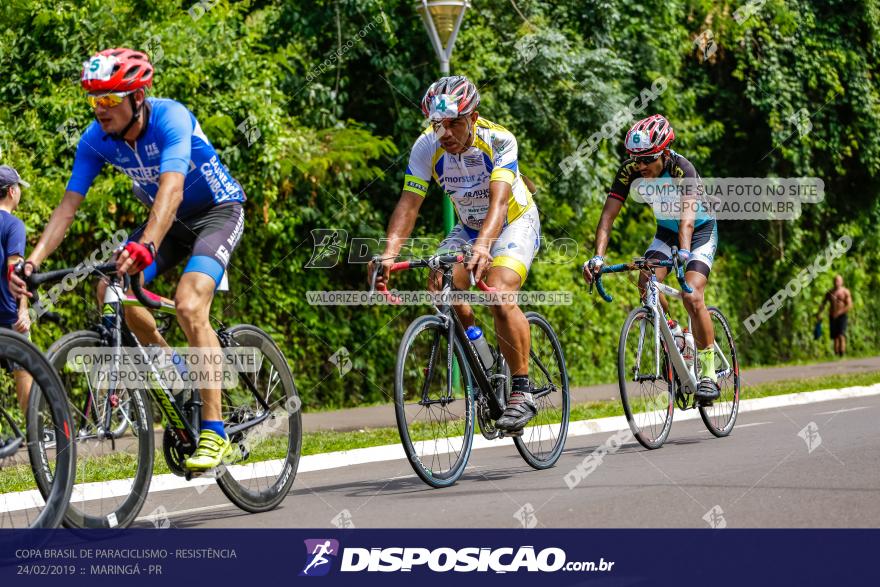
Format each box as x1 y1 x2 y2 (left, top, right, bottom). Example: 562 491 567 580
67 97 245 218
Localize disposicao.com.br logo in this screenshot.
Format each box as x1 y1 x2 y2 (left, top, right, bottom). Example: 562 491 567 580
300 541 614 576
341 546 613 574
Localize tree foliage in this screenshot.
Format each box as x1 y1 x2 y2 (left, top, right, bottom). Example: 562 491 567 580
0 0 877 409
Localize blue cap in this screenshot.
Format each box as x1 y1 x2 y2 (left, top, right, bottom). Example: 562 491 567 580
465 326 483 340
0 165 29 189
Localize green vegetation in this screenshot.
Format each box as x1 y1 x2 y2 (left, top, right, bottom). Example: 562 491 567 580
0 1 877 414
3 368 878 493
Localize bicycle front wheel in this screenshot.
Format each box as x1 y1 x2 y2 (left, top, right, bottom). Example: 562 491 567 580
215 324 301 513
395 315 474 488
698 307 740 437
514 312 570 469
31 330 154 529
618 307 674 449
0 330 74 529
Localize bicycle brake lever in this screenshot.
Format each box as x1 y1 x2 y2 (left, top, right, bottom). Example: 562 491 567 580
369 255 381 293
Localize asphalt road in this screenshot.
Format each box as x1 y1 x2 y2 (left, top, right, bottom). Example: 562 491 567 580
303 355 880 432
132 392 880 529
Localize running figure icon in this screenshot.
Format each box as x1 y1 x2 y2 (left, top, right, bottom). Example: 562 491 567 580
300 539 340 577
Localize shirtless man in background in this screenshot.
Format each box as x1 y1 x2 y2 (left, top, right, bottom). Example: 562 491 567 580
817 275 853 356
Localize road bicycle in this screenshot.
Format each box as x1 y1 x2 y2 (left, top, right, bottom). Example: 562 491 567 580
24 262 301 528
373 252 570 488
592 249 740 449
0 329 75 528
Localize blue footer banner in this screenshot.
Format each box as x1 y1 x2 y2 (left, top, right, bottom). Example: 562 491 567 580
1 529 875 585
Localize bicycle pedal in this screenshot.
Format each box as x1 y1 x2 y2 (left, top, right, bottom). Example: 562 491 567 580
184 469 211 481
503 429 524 438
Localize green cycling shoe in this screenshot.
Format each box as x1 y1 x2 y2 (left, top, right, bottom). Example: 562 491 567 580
185 429 233 471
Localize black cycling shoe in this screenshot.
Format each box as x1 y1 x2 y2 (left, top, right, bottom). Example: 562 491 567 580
695 377 720 405
495 391 537 432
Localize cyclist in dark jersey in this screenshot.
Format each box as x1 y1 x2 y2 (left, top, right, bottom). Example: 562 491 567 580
9 48 244 469
583 114 720 403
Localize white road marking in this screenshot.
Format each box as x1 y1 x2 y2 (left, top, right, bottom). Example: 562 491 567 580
136 503 234 524
736 421 773 428
815 406 870 415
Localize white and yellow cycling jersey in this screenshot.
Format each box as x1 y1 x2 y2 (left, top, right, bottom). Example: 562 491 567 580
402 117 536 230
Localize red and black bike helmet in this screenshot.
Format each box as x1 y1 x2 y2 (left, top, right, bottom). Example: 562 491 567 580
624 114 675 156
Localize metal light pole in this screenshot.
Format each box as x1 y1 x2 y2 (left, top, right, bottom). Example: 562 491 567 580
416 0 470 233
417 1 470 391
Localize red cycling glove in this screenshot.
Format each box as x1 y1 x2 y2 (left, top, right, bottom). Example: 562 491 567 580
124 241 154 271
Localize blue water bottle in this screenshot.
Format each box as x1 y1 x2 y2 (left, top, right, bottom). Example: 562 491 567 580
466 326 496 370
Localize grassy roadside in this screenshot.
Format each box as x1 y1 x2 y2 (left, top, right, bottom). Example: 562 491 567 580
2 369 879 494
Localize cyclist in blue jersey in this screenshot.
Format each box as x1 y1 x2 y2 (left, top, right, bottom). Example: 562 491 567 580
9 48 244 469
583 115 720 403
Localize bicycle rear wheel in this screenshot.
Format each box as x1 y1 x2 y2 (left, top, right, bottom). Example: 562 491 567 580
0 330 74 529
618 307 674 449
514 312 569 469
698 307 740 437
215 324 301 513
395 315 474 488
30 330 154 529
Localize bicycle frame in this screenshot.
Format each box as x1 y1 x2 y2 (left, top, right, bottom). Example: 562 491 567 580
596 255 733 399
102 278 201 449
27 263 273 452
419 261 502 413
377 255 555 411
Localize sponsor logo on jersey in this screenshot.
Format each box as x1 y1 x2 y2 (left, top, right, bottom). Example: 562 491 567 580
226 208 244 248
216 245 230 266
145 142 160 159
200 155 241 202
119 165 161 184
444 173 488 185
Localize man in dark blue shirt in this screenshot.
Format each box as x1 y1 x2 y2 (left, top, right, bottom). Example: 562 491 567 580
0 165 33 413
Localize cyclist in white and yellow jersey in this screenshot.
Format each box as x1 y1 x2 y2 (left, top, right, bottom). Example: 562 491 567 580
369 76 541 432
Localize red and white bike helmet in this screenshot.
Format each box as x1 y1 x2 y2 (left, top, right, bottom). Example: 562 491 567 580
420 76 480 121
624 114 675 156
81 48 154 93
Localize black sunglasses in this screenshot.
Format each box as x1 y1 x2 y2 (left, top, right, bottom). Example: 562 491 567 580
633 152 663 165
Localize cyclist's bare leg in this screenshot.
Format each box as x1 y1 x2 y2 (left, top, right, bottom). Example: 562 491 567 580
428 263 475 329
14 371 33 414
681 271 714 348
174 272 222 421
486 266 529 376
96 279 166 346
